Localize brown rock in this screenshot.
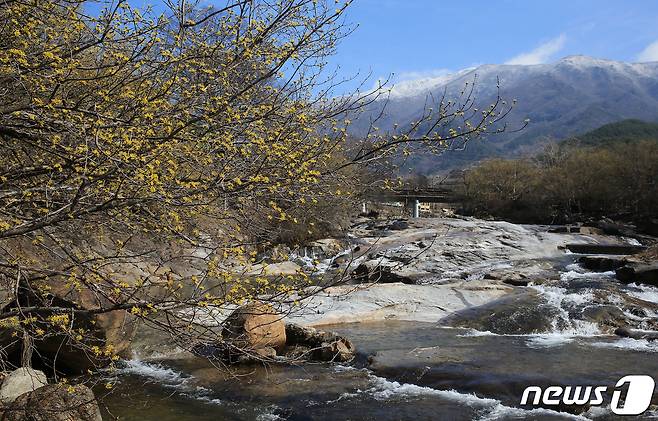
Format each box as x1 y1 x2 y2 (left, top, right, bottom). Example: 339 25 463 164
222 302 286 351
616 263 658 286
352 261 416 284
284 323 356 362
253 347 277 359
615 327 658 341
307 239 346 257
578 256 627 272
246 261 301 276
2 384 102 421
318 339 355 362
0 282 135 374
632 244 658 263
0 368 48 405
582 306 627 331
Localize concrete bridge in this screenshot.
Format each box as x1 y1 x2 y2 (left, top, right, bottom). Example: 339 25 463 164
363 186 459 218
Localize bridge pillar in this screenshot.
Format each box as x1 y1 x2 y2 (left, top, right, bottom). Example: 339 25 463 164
408 198 420 218
413 199 420 218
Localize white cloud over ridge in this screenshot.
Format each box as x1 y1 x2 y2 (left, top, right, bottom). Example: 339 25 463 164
505 34 567 65
637 39 658 62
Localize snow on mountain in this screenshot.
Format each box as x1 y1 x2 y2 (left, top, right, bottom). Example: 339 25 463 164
384 67 476 99
349 55 658 174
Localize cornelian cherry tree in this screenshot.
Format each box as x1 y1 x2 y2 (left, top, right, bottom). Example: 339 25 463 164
0 0 515 373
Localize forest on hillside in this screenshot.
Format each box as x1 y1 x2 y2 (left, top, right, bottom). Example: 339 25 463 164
461 120 658 225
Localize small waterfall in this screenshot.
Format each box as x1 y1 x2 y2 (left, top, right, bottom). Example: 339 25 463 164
289 245 334 274
529 284 601 336
289 243 365 275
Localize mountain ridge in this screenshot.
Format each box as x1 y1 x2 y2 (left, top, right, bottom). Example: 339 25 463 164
351 55 658 174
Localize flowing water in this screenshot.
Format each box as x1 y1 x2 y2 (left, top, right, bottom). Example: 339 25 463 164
99 255 658 420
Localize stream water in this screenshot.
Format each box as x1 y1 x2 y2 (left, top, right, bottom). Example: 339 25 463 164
99 254 658 420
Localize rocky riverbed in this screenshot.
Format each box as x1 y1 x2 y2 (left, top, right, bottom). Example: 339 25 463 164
286 217 656 330
105 216 658 420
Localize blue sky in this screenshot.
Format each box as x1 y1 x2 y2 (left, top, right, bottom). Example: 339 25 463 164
96 0 658 93
326 0 658 91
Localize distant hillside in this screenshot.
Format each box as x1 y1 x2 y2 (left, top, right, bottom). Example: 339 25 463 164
349 56 658 175
561 119 658 148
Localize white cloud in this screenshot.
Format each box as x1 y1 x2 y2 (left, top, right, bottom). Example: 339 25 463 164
505 34 567 65
637 39 658 62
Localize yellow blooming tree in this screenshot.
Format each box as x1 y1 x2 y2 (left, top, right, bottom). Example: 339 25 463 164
0 0 516 374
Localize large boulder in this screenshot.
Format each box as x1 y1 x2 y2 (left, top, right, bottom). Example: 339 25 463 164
595 218 638 237
388 220 409 231
246 261 301 276
578 256 627 272
615 327 658 341
633 244 658 263
441 291 557 335
284 323 356 362
616 263 658 286
0 367 48 405
221 302 286 352
2 384 102 421
0 283 136 374
582 305 627 332
563 243 646 255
